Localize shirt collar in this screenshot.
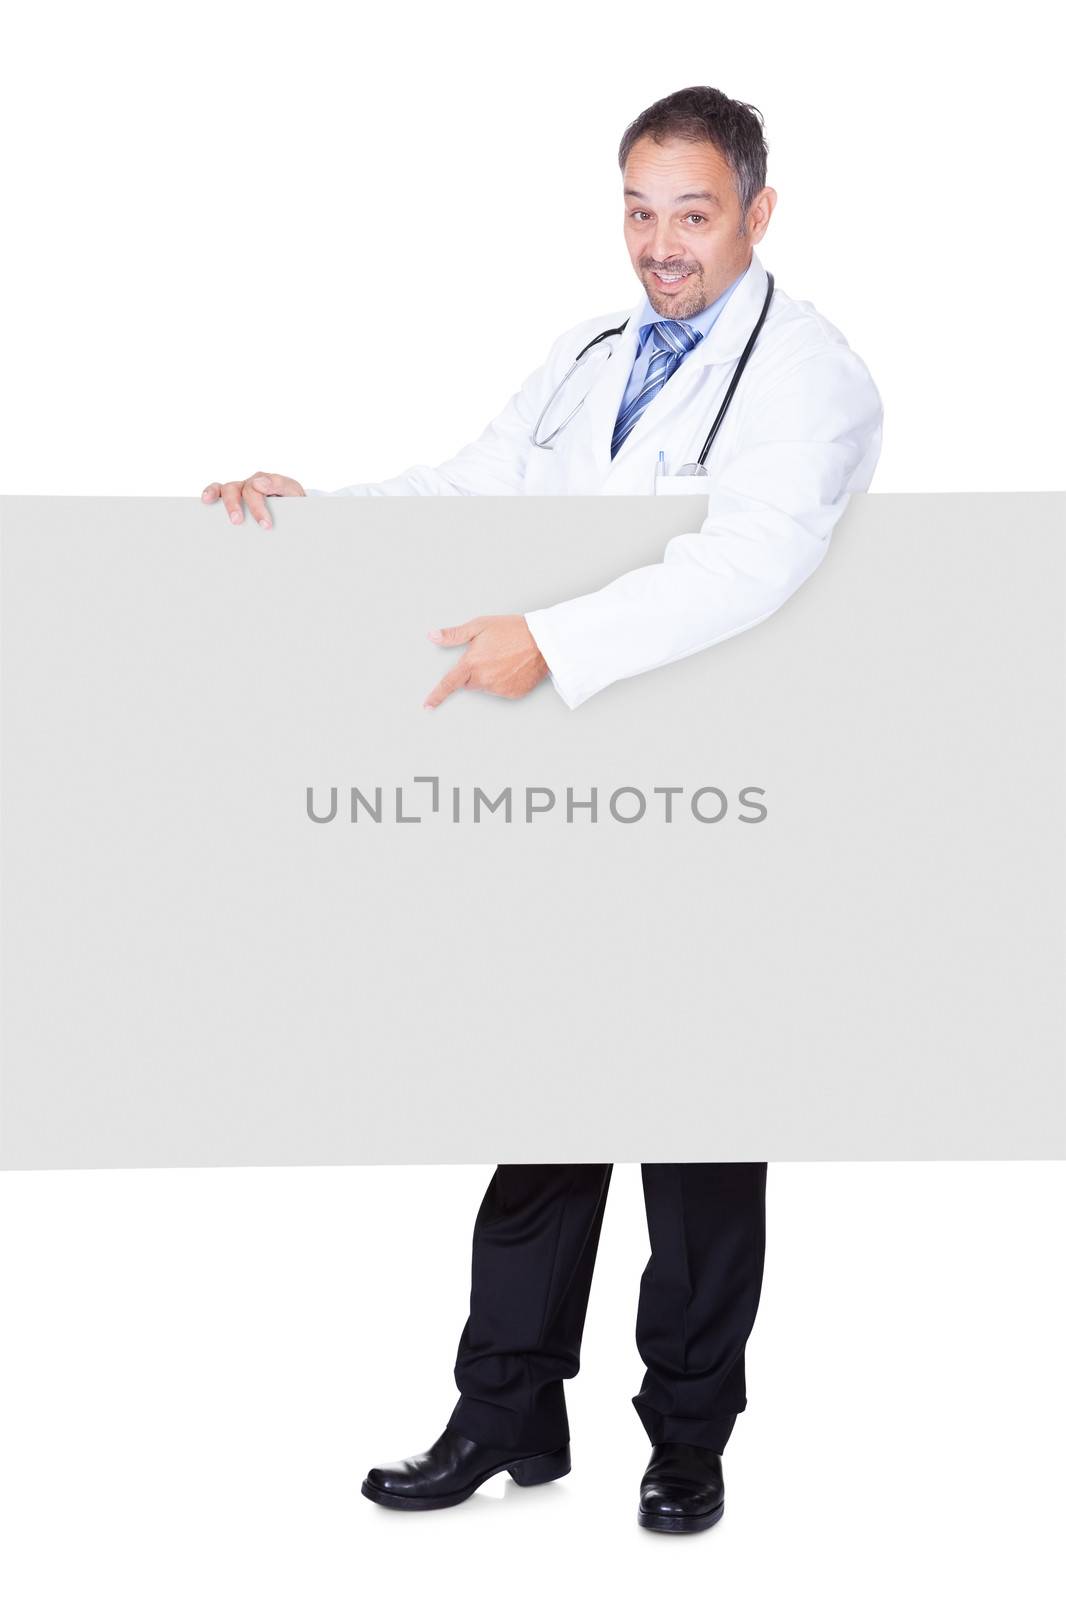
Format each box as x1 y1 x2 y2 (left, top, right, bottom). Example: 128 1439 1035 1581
635 266 748 350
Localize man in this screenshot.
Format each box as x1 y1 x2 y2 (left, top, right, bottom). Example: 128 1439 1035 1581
203 85 882 1534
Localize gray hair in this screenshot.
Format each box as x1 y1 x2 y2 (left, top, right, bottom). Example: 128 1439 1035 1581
618 86 769 232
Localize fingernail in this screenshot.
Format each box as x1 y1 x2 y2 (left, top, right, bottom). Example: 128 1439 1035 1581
230 511 241 524
259 518 271 529
428 628 443 642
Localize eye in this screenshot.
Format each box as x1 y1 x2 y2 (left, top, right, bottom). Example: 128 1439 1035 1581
685 213 707 225
629 210 652 222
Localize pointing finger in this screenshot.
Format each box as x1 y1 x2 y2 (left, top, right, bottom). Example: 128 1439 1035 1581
423 664 472 709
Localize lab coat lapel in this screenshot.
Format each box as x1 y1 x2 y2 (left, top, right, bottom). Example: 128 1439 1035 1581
569 308 643 484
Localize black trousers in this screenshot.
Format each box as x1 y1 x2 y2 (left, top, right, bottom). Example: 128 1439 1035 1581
447 1162 768 1454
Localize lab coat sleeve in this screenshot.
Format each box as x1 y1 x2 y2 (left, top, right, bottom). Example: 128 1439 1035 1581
522 347 885 710
305 328 576 498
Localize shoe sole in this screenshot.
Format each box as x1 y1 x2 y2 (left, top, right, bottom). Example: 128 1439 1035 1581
638 1501 725 1534
360 1442 571 1511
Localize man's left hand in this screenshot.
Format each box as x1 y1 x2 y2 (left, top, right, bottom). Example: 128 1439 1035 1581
423 614 549 709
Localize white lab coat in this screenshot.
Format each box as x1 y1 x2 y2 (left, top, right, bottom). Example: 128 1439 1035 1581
310 249 884 709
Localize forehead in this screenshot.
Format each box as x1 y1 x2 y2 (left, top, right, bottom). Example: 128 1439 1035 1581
622 135 735 205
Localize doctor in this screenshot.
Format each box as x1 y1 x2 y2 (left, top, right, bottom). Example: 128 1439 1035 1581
203 91 882 716
202 85 883 1534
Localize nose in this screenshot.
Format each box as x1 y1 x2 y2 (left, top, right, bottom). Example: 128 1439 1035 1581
649 222 686 267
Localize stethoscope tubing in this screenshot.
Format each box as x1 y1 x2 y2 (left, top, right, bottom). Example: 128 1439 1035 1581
531 272 775 466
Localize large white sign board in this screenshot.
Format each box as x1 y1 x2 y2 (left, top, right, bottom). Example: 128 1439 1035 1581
1 492 1062 1166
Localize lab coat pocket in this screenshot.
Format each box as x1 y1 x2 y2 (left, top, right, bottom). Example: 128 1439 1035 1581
654 473 712 496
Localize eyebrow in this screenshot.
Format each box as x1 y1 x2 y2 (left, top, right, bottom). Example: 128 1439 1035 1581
624 188 721 206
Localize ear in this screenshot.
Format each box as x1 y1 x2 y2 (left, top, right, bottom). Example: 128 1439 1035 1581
748 186 777 245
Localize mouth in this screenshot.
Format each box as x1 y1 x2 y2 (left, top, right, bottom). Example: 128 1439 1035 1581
650 268 694 291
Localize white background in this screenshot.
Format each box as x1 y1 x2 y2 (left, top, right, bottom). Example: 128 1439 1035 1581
1 0 1063 1593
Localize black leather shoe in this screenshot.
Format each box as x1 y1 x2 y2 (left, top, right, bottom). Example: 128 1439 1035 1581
361 1424 571 1511
638 1441 725 1534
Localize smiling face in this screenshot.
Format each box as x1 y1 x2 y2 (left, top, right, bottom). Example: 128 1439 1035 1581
623 134 775 319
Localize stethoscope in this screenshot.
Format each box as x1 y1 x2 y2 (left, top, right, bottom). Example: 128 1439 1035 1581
530 272 775 476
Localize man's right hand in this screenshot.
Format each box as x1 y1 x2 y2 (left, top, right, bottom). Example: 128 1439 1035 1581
201 472 306 529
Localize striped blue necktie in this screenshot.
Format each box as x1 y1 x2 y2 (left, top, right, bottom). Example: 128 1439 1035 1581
611 318 703 458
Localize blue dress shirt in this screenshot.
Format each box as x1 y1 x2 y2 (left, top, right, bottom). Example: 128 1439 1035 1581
616 268 747 426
